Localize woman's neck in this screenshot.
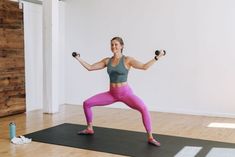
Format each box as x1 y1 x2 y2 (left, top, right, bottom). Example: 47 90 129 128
113 52 123 59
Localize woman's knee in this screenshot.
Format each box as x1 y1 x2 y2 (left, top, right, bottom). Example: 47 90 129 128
136 104 148 113
83 100 91 109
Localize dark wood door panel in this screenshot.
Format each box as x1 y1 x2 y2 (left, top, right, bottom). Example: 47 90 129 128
0 0 25 117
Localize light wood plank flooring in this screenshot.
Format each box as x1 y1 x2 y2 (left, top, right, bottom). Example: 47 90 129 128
1 104 235 157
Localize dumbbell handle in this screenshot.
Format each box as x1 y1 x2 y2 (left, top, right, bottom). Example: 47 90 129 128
155 50 166 56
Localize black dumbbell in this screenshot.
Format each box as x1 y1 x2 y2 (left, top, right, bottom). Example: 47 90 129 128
155 50 166 56
72 52 80 57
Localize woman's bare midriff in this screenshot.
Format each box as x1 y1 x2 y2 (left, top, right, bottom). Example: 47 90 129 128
110 82 128 88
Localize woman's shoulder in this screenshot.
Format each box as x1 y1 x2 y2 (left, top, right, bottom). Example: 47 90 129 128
102 57 111 65
124 56 134 62
103 57 111 60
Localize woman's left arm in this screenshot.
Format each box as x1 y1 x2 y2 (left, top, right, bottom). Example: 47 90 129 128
127 50 165 70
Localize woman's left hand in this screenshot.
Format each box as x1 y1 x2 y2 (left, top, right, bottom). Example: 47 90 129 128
158 49 166 58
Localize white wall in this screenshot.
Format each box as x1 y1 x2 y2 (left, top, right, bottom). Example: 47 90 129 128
64 0 235 117
23 1 43 112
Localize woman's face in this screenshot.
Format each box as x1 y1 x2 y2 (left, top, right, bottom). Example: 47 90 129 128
111 40 123 54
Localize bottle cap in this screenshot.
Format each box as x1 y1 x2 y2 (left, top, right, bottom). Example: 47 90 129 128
9 122 15 125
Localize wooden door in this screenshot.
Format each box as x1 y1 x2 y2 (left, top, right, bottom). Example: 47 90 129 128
0 0 26 117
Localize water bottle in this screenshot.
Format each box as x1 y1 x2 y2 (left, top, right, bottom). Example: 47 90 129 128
9 122 16 140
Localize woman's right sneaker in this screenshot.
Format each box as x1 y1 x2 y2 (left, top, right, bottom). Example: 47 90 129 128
148 138 161 147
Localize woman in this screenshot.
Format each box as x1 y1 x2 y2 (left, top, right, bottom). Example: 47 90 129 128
74 37 165 146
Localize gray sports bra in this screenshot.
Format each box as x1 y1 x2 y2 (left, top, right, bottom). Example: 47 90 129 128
107 55 129 83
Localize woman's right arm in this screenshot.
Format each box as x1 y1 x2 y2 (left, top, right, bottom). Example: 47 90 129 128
75 55 109 71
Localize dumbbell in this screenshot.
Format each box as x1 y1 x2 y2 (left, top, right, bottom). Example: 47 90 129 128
155 50 166 56
72 52 80 57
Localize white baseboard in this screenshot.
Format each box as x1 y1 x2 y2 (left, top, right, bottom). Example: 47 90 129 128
65 103 235 118
149 106 235 118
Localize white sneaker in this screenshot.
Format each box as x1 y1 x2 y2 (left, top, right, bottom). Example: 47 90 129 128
11 136 32 145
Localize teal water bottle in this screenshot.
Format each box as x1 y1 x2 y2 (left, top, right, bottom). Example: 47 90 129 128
9 122 16 140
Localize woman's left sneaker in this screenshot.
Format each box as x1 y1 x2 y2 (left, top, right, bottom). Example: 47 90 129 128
77 129 94 135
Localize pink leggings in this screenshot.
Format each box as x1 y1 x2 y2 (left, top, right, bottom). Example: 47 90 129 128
83 85 152 132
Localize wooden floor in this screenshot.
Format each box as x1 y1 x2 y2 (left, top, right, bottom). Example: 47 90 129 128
1 104 235 157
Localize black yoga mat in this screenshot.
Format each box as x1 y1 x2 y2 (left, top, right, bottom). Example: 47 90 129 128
25 123 235 157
